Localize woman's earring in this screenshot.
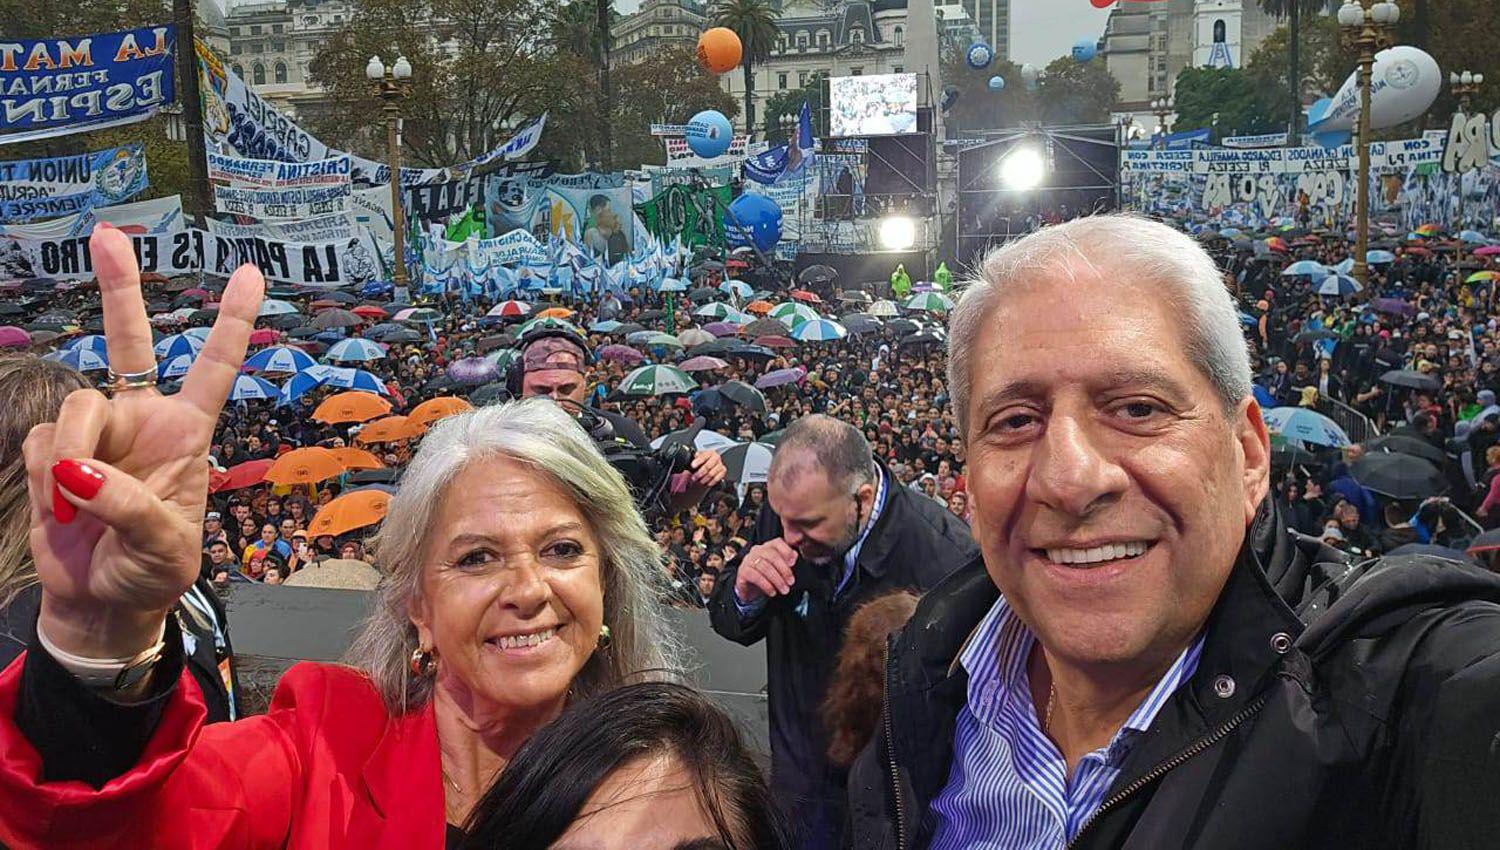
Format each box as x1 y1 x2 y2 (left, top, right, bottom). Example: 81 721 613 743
596 624 612 651
410 646 438 677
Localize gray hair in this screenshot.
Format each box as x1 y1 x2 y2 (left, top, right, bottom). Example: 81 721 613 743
769 414 876 495
344 398 681 715
946 214 1252 437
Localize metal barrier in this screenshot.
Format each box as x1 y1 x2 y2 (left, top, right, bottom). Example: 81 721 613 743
1316 396 1380 445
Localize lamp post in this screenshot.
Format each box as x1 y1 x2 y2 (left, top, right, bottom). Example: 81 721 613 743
366 55 413 288
1337 0 1401 289
1151 97 1175 149
1450 70 1484 235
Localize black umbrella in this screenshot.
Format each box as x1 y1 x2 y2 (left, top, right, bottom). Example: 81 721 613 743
724 343 776 360
886 318 922 336
348 468 399 485
718 379 767 412
693 260 725 272
266 287 303 299
286 326 322 339
687 339 735 357
839 291 871 304
0 303 24 316
1270 443 1319 468
265 313 305 330
1379 369 1442 392
900 330 947 348
841 313 883 335
468 382 511 405
313 309 364 330
613 322 646 336
743 318 789 337
320 291 359 304
688 288 720 303
21 278 58 293
188 308 220 326
477 334 515 353
1293 329 1339 344
1350 453 1447 500
423 374 461 393
800 264 837 284
1365 435 1448 466
637 309 667 321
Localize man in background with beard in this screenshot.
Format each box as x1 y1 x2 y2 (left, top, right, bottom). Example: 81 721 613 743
709 415 976 849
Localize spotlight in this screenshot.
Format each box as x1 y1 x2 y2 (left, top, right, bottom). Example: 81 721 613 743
878 216 917 251
1000 146 1046 191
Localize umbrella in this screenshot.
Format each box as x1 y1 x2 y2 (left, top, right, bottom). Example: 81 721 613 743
1386 543 1474 563
1293 329 1340 344
226 375 279 402
1261 407 1350 448
904 292 953 312
1365 434 1448 466
651 428 738 454
754 335 797 349
516 317 582 338
790 289 823 304
279 366 335 404
1467 528 1500 555
599 344 646 364
677 328 717 347
243 345 317 374
1350 453 1447 500
154 333 204 360
799 264 837 284
718 379 766 412
743 318 789 338
468 382 510 405
268 446 349 485
63 334 110 356
681 355 730 372
745 300 774 315
618 364 698 396
886 318 922 336
484 349 520 371
695 302 743 320
1465 271 1500 284
1270 443 1319 468
352 305 389 320
901 330 948 348
1473 245 1500 257
313 308 365 330
839 291 872 305
209 459 276 493
1315 273 1361 297
448 357 501 386
327 447 386 471
257 299 300 317
1371 298 1415 317
703 321 740 337
770 302 821 326
637 309 668 322
0 327 30 348
356 415 428 445
719 280 753 298
394 307 444 324
612 322 646 336
1281 260 1327 276
790 318 848 342
312 391 393 424
755 366 806 389
248 329 281 346
321 366 390 395
326 338 387 362
720 442 776 483
537 306 575 320
1380 369 1442 392
1366 249 1397 264
723 343 775 360
486 300 530 319
840 313 883 335
44 347 109 372
869 299 900 318
630 331 684 349
156 353 195 379
409 396 473 426
688 287 721 303
307 490 392 538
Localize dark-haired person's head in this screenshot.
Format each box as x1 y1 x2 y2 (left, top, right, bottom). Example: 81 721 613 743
461 682 791 850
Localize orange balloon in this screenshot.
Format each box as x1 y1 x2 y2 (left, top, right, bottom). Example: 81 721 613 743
697 27 742 74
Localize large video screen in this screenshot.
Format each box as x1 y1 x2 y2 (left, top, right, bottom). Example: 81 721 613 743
829 73 918 137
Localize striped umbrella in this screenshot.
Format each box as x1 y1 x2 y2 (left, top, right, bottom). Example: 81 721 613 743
227 375 279 402
695 302 743 320
154 333 204 361
243 345 317 374
394 307 444 324
769 302 821 326
790 318 849 342
1262 407 1350 448
62 334 110 356
487 300 531 318
628 331 683 349
45 347 110 372
485 349 521 370
157 353 196 379
617 364 697 396
904 292 954 313
327 338 388 362
869 299 900 317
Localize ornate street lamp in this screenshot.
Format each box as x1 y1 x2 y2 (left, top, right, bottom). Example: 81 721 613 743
1337 0 1400 288
366 55 413 288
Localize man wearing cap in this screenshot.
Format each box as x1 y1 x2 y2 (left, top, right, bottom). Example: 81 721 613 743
517 330 727 511
203 511 228 549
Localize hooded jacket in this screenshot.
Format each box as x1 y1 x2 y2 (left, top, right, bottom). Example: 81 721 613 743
846 502 1500 849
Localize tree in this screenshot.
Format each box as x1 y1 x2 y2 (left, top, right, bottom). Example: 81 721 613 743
715 0 780 135
1256 0 1339 144
1245 14 1354 133
1034 56 1121 126
1172 67 1278 140
611 46 739 167
762 72 827 143
939 57 1036 133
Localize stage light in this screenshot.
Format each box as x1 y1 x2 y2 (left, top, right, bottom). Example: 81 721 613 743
1000 146 1046 191
878 216 917 251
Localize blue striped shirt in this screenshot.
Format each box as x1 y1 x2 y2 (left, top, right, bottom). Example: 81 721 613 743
928 596 1204 849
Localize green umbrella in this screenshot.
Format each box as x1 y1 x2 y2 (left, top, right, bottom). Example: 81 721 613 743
617 364 697 396
769 302 821 326
904 292 954 313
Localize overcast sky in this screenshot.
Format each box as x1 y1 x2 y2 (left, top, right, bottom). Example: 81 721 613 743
1009 0 1113 67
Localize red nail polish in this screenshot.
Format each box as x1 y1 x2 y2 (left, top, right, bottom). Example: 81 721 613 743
52 483 76 524
53 459 105 500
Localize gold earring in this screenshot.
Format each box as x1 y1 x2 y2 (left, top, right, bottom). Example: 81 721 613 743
596 624 612 651
410 646 437 677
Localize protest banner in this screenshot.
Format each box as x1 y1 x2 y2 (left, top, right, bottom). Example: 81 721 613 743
664 135 749 166
6 228 199 281
0 194 183 240
200 228 384 287
0 144 148 221
214 183 353 218
635 183 730 249
0 26 176 142
207 152 352 188
206 213 361 243
554 185 634 265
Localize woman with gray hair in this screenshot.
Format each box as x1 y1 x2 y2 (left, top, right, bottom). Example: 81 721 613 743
0 229 678 850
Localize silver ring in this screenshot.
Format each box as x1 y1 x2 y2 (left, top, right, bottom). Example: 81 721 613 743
105 367 159 393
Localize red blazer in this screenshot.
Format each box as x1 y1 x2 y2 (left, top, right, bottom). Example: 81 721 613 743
0 656 446 849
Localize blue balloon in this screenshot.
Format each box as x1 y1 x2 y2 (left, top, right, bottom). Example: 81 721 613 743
988 75 1005 92
1072 38 1097 63
723 194 782 253
965 42 994 70
685 110 733 159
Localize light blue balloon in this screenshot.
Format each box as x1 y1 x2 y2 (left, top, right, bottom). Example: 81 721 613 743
988 75 1005 92
965 42 994 70
1072 38 1097 63
685 110 733 159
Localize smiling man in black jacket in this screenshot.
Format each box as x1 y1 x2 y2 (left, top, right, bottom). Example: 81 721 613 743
709 414 975 850
847 215 1500 849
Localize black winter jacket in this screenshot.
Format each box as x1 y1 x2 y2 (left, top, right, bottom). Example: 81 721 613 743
846 501 1500 849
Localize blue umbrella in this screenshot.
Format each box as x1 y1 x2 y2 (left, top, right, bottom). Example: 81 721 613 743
719 280 753 298
183 327 212 343
154 333 204 361
1334 257 1355 274
1281 260 1327 277
279 365 336 405
789 318 849 342
1366 249 1397 264
62 334 109 356
227 374 279 402
45 348 109 372
244 345 317 374
322 366 390 395
257 299 300 317
326 338 387 362
658 278 687 293
1252 385 1276 408
157 353 196 380
590 320 623 333
1316 272 1362 297
1459 229 1489 245
1263 406 1350 448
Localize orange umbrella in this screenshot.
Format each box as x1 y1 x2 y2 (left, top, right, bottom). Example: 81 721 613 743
409 396 473 427
307 489 392 538
312 391 393 424
746 300 774 315
265 447 346 486
327 447 385 471
356 415 427 445
537 306 575 319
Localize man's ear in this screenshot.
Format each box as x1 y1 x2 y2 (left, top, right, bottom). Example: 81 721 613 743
1236 395 1272 525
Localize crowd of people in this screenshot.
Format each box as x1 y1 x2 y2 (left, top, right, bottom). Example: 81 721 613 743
2 210 1500 849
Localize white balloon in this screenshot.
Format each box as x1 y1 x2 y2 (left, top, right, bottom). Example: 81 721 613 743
1308 45 1442 135
1020 63 1039 83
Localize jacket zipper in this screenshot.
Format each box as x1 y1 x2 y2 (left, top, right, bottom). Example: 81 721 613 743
1065 693 1269 849
884 646 910 850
